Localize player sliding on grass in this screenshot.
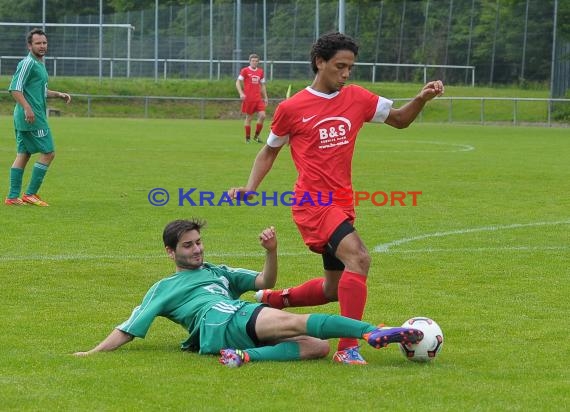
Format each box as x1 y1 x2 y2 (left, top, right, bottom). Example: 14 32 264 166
229 32 443 364
74 218 423 367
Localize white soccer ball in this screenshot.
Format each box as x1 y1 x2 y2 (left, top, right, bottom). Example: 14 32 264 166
399 317 444 362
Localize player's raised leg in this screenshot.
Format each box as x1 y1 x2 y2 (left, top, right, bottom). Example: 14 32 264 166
219 309 423 366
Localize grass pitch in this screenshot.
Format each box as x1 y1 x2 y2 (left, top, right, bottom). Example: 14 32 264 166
0 117 568 411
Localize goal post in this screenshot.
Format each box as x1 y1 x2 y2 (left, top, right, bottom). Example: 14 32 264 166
0 22 135 78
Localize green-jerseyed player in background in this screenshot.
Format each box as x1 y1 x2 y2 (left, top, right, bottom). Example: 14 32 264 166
5 28 71 207
74 218 423 367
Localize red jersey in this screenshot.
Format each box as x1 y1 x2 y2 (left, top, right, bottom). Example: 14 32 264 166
269 85 392 198
238 66 265 102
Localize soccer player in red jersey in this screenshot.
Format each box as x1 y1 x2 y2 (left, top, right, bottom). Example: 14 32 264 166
236 53 269 143
229 32 444 364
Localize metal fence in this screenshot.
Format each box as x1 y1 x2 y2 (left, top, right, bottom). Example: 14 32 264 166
0 55 475 85
2 92 566 126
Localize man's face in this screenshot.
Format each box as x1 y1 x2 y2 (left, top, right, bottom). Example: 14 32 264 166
168 230 204 270
316 49 355 93
28 34 48 60
250 57 259 69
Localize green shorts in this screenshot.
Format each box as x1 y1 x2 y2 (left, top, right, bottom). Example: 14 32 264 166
15 129 54 154
198 301 266 354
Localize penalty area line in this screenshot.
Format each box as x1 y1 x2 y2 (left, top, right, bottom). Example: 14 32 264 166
0 244 567 263
0 250 311 262
374 220 570 253
382 245 568 254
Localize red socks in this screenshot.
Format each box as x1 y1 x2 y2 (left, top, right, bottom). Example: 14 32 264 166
285 278 328 307
267 278 328 309
268 271 368 351
337 270 368 350
255 123 263 137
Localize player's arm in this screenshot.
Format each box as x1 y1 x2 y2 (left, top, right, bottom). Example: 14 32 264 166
247 144 282 190
47 89 72 104
255 226 278 289
10 91 35 123
236 77 245 99
74 328 134 356
261 82 268 104
385 80 444 129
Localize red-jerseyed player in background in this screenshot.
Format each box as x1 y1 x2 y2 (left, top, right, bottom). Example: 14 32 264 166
236 53 269 144
229 32 444 364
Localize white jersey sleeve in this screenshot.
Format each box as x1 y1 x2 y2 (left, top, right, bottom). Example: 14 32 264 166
371 96 393 123
267 131 289 148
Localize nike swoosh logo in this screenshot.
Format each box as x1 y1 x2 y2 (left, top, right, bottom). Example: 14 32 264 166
302 115 317 123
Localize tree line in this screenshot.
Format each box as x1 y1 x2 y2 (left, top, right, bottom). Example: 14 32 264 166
0 0 568 89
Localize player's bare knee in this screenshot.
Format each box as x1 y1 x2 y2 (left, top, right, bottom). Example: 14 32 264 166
41 152 55 163
276 312 310 335
314 340 330 358
299 338 330 360
357 248 371 272
343 247 371 274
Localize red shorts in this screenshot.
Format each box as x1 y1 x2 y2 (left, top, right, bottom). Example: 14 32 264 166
292 203 355 254
241 99 266 115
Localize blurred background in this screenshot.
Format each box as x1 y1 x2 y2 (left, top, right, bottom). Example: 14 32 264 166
0 0 568 95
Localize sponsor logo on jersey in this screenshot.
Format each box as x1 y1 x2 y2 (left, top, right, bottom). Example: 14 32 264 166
312 116 352 149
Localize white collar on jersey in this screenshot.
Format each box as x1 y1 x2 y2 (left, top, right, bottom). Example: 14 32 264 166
306 86 340 99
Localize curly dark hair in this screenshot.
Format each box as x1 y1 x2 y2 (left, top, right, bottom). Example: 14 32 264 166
162 218 206 250
310 32 359 74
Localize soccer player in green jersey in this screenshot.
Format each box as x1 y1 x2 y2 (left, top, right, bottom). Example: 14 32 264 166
5 28 71 207
74 219 422 367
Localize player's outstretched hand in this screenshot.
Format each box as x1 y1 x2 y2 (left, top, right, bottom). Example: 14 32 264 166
228 187 255 201
59 92 72 104
227 187 243 200
419 80 444 102
73 351 91 357
259 226 277 252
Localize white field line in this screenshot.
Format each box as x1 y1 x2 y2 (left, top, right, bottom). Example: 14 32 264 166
1 220 568 262
373 220 570 253
380 245 568 254
0 251 309 262
2 140 474 154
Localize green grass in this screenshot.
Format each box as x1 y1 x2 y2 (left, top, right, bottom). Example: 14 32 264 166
0 118 569 411
0 76 550 99
2 76 564 122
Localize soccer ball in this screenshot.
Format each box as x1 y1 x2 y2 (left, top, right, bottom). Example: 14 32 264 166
399 317 444 362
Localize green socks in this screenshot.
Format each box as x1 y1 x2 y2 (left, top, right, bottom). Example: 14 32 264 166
306 313 375 339
243 315 377 362
25 162 49 195
8 167 24 198
245 341 301 361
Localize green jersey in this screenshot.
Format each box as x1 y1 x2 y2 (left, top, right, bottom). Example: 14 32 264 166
116 262 259 352
9 53 49 131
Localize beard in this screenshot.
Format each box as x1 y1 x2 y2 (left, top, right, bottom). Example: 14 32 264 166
176 254 203 270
